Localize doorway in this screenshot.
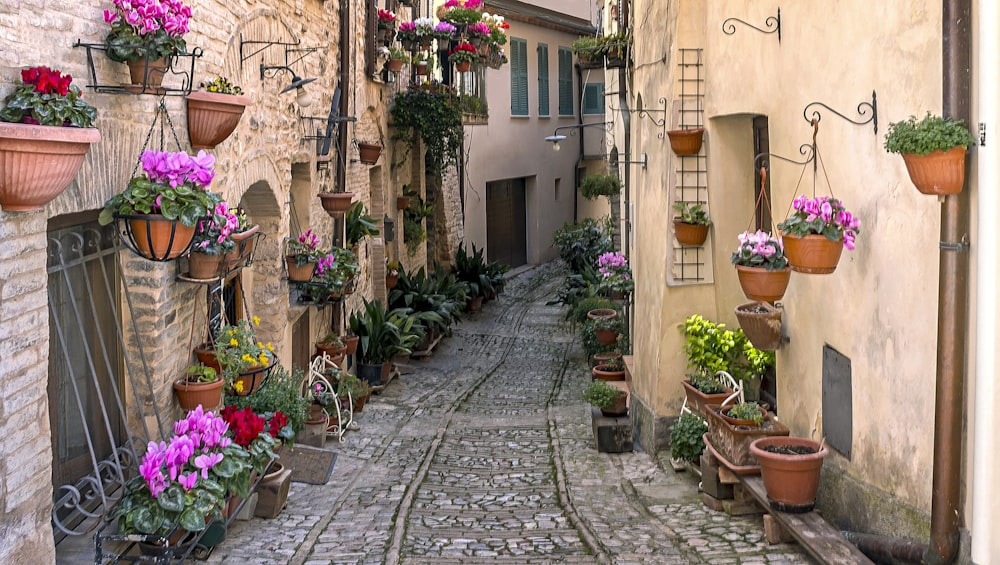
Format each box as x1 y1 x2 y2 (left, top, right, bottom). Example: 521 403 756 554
486 178 527 268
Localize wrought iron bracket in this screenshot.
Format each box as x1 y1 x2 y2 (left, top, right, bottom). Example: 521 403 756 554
802 90 878 135
239 35 319 68
722 8 781 43
615 153 648 169
612 97 667 139
753 145 816 174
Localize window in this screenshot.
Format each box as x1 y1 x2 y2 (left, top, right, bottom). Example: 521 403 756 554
583 83 605 114
510 38 528 116
537 43 549 116
558 47 573 116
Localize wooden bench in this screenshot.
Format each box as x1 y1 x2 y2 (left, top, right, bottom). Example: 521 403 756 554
741 476 875 564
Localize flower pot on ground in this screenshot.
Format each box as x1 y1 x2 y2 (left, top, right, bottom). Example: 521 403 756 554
667 127 704 155
704 403 789 467
173 364 223 411
186 78 251 149
884 113 976 195
777 195 859 274
0 66 101 211
348 299 421 385
592 361 626 382
750 436 828 512
357 142 383 165
586 308 618 321
318 192 356 217
583 379 628 417
356 362 384 386
735 302 782 351
731 230 791 301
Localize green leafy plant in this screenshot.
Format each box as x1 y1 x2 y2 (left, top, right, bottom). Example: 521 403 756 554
448 42 479 65
0 66 98 128
454 243 494 299
579 174 621 200
345 201 380 246
199 76 243 95
223 366 310 438
688 370 726 394
583 379 625 409
680 314 773 385
388 266 462 335
571 36 602 59
103 0 190 62
725 402 764 427
457 94 488 116
213 317 275 384
391 90 464 175
570 296 617 325
348 299 424 364
600 32 630 57
672 201 710 225
552 217 615 273
337 373 372 400
184 363 218 383
883 112 975 155
670 412 708 462
403 211 426 256
388 46 408 61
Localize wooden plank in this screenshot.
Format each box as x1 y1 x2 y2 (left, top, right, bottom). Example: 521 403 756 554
622 355 634 384
742 476 875 565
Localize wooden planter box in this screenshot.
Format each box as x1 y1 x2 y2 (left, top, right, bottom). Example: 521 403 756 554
705 404 789 467
682 379 734 417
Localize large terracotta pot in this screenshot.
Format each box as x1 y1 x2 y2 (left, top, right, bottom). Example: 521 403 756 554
318 192 355 217
781 233 843 274
173 377 224 411
750 436 828 512
187 251 222 279
705 404 789 467
594 327 619 345
667 127 704 155
126 57 169 88
734 301 783 350
734 265 791 302
673 220 710 246
185 90 251 149
900 147 967 195
126 215 197 260
0 122 101 211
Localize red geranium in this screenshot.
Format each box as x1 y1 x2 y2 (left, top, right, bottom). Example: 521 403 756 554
0 65 97 127
266 411 288 438
22 66 73 96
221 405 265 448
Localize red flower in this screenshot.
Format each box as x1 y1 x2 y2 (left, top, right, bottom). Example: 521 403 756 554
267 411 288 438
221 405 266 448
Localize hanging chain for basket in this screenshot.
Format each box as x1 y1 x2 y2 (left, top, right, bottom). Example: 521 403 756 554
779 119 839 220
131 97 185 178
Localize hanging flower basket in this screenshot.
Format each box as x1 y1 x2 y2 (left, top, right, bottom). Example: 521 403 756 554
781 233 844 274
0 122 101 211
318 192 355 217
673 220 710 246
357 142 383 165
286 256 316 282
186 251 222 279
387 58 405 73
120 214 197 261
900 147 967 195
455 60 472 73
735 265 791 302
734 301 783 351
185 90 251 150
667 127 704 155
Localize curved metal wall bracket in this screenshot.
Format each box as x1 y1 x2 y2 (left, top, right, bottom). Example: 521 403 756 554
612 97 667 139
722 8 781 43
802 90 878 134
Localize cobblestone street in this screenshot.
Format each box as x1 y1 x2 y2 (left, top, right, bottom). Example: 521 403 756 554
206 262 814 565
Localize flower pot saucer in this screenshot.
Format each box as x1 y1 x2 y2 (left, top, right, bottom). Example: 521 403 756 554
703 433 760 476
177 272 222 283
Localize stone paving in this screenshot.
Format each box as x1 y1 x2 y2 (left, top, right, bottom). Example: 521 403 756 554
205 262 814 565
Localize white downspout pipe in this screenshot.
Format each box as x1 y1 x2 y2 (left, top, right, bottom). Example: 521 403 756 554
972 0 998 560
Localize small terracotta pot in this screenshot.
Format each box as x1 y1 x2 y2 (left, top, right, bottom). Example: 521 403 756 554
223 225 260 269
781 233 843 274
343 335 359 355
673 220 710 246
187 251 221 279
600 392 628 417
397 196 411 210
667 127 704 155
386 274 399 289
750 436 828 512
586 309 618 321
358 143 382 165
318 192 355 216
594 327 619 345
286 256 316 282
387 58 405 73
591 351 622 368
185 90 251 149
126 57 169 88
735 265 791 302
173 377 224 411
592 364 626 382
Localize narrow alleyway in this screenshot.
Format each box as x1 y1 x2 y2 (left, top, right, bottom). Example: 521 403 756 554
205 262 813 565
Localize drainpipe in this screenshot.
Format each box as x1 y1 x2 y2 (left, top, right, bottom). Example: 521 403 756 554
971 0 997 561
337 0 350 199
572 65 585 224
926 1 971 563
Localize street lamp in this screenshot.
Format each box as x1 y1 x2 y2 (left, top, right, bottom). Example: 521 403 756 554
543 122 613 151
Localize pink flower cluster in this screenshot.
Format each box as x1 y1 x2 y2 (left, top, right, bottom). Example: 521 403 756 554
790 195 860 250
444 0 483 8
104 0 191 38
467 22 490 36
315 252 337 277
598 251 630 279
140 149 215 190
298 228 320 250
139 406 230 498
737 230 782 258
196 201 238 250
398 21 416 32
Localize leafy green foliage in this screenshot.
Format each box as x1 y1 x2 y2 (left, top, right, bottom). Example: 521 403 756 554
0 83 97 128
680 314 774 384
184 363 218 383
552 217 615 273
725 402 764 427
579 174 621 200
456 94 488 116
388 265 464 335
672 201 710 225
391 91 464 174
98 177 223 227
345 201 380 246
670 412 708 462
403 212 426 256
581 318 628 359
583 379 625 409
348 299 425 364
688 370 726 394
337 373 372 399
454 243 495 299
223 365 310 437
883 113 975 155
570 296 618 325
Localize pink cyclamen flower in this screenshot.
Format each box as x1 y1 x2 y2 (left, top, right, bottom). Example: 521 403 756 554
194 452 223 478
178 472 198 490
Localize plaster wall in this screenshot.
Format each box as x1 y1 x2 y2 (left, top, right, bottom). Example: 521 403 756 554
465 17 602 265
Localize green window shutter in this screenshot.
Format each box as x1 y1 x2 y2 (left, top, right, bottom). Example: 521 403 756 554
537 43 549 116
583 83 605 114
510 38 528 116
558 47 573 116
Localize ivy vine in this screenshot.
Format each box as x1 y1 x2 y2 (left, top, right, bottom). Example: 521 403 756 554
390 91 464 175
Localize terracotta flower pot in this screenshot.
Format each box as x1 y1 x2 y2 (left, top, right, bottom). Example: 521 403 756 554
600 392 628 417
900 147 967 195
396 196 411 210
592 364 626 382
667 127 704 155
466 296 484 313
734 301 782 350
386 274 398 289
194 343 221 372
0 122 101 211
125 215 197 260
126 57 169 88
673 220 710 246
173 377 224 411
681 379 734 417
222 224 260 269
185 90 251 149
358 143 383 165
781 233 843 274
594 327 619 345
416 61 429 76
734 265 791 302
591 351 622 368
343 335 359 355
286 256 316 282
704 404 790 467
586 308 618 321
750 436 828 512
187 251 222 279
455 60 472 73
318 192 355 217
387 59 405 73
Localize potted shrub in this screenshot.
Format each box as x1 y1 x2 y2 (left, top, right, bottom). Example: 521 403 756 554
448 42 479 73
672 201 711 246
571 36 602 65
173 363 223 411
681 370 734 418
666 127 704 155
387 46 407 73
680 314 772 402
884 112 976 195
223 364 310 442
214 317 277 396
583 380 628 417
579 174 621 201
299 247 359 303
777 195 860 274
592 315 622 346
553 217 615 273
98 149 222 261
730 230 791 302
670 412 708 463
602 32 629 67
315 332 347 362
103 0 190 88
348 299 421 386
285 228 321 282
186 76 251 150
0 65 101 211
337 373 373 413
454 243 494 310
750 436 829 512
592 355 626 381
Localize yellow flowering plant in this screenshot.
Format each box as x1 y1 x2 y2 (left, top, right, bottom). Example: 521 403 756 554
214 316 276 383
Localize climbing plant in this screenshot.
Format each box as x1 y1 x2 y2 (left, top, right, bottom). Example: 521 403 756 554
390 91 464 175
